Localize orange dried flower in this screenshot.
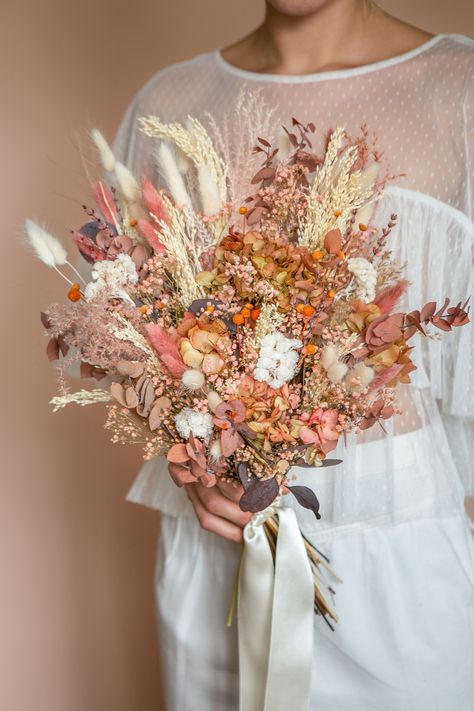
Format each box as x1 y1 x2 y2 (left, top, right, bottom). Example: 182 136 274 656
302 304 315 318
232 314 245 326
251 308 261 321
305 343 316 355
67 284 81 302
241 308 251 318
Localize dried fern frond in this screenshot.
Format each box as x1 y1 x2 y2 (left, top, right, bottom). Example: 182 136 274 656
298 128 377 251
50 388 112 411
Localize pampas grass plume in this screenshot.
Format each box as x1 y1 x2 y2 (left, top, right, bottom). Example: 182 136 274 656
155 142 192 208
90 129 116 172
25 219 67 266
198 164 221 216
114 162 141 203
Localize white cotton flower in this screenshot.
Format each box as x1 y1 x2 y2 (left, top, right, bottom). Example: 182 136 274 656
347 257 377 303
254 331 303 389
174 407 213 441
84 253 138 301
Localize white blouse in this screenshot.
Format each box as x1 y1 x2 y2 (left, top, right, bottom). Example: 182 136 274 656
111 33 474 537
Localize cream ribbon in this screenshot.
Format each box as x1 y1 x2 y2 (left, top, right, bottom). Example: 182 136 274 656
238 502 314 711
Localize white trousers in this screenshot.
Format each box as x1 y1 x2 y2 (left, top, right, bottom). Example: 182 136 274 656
154 510 474 711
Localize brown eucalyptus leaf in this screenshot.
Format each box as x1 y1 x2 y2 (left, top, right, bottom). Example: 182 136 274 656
124 386 139 408
420 302 436 321
251 167 276 184
116 360 145 378
239 477 279 513
149 397 171 431
287 485 321 520
46 338 59 361
110 382 127 407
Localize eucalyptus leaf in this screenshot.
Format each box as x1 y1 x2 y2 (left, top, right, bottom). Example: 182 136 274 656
239 477 279 513
287 485 321 520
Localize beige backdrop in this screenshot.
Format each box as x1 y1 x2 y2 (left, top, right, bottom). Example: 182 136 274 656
1 1 473 710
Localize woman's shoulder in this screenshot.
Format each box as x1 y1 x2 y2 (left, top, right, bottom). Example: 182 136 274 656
430 34 474 73
125 52 218 118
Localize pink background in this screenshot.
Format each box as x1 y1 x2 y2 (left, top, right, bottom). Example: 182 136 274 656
1 1 473 709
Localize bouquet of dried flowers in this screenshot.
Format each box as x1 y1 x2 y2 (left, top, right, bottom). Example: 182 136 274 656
27 112 469 626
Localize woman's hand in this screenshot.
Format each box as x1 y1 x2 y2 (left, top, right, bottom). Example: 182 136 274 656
184 480 252 544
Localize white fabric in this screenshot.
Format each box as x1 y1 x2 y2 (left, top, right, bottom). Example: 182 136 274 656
238 505 314 711
111 34 474 709
155 505 474 711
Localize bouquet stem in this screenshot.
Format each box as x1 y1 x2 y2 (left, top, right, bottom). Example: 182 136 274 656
263 516 341 630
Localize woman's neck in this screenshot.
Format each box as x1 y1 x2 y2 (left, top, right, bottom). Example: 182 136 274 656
221 2 433 76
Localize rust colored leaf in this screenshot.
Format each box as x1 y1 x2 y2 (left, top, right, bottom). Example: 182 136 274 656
323 229 342 254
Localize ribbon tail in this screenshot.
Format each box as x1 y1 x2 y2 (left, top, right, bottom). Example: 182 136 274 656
263 507 314 711
238 519 275 711
238 507 314 711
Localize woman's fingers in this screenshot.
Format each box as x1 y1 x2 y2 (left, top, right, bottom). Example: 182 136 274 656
185 484 244 543
184 481 251 543
216 479 245 503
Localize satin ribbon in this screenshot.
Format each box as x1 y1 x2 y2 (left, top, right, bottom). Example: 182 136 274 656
238 501 314 711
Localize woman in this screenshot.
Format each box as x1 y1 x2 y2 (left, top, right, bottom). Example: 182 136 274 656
112 1 474 709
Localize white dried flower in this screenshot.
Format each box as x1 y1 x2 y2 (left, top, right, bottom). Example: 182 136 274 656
209 439 222 462
84 253 138 301
347 257 377 303
182 369 205 391
320 344 339 370
254 332 302 389
344 363 375 392
207 390 223 412
175 407 213 441
327 361 349 384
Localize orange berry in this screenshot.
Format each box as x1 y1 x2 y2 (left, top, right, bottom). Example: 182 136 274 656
359 223 368 232
129 218 138 227
139 305 148 314
232 314 245 326
305 343 316 355
311 250 324 260
334 210 342 217
155 301 165 309
251 308 260 321
239 206 248 215
67 284 81 302
302 304 315 318
206 304 215 312
328 289 336 299
337 250 345 259
241 308 251 318
296 303 305 314
244 302 253 310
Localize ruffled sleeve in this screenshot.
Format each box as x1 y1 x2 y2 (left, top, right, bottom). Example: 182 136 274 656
440 71 474 498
